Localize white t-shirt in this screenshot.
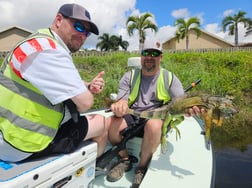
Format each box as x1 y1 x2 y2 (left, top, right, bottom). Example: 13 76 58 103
0 31 87 162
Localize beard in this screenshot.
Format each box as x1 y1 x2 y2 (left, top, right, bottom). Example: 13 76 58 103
142 60 156 72
67 36 85 53
67 41 83 53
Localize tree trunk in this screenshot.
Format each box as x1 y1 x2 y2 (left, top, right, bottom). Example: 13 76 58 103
235 23 239 47
139 36 144 51
186 36 189 49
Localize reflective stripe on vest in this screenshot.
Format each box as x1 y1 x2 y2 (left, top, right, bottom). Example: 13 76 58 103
0 29 64 152
128 68 173 106
1 29 57 79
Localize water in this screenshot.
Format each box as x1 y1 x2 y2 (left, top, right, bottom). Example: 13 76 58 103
214 144 252 188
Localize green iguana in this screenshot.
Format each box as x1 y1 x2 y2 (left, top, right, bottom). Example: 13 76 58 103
126 93 239 153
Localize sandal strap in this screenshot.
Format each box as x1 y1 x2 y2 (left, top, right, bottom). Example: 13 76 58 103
118 155 131 162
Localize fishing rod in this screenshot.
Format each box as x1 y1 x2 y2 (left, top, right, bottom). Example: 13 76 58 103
184 79 201 93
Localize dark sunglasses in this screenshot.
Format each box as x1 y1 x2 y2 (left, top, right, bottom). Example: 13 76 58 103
141 50 161 57
73 22 91 37
62 14 91 37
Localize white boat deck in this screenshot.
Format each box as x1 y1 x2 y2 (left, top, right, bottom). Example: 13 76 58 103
94 116 215 188
141 116 214 188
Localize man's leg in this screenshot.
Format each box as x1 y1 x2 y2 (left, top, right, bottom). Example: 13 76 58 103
132 119 163 188
85 114 108 157
106 115 132 182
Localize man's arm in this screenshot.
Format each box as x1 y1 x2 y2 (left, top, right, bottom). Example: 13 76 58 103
72 71 105 113
71 91 94 113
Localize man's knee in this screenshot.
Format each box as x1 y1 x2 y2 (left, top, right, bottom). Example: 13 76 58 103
144 120 162 133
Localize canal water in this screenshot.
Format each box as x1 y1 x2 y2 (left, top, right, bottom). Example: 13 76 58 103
214 144 252 188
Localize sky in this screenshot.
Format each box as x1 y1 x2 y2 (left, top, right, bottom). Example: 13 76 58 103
0 0 251 51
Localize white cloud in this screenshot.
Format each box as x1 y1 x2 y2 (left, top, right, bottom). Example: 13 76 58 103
204 23 220 34
171 8 190 19
195 12 205 25
170 8 204 28
86 0 135 33
223 9 234 17
1 0 68 29
157 26 177 43
1 1 16 24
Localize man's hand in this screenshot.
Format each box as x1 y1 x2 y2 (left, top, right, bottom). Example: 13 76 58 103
185 106 205 117
88 71 105 94
172 95 205 117
110 100 128 117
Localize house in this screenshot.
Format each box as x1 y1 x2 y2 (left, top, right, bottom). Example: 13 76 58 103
239 28 252 47
162 29 234 50
244 28 252 40
0 26 33 52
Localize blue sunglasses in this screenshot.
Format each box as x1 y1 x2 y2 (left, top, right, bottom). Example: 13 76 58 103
73 22 91 37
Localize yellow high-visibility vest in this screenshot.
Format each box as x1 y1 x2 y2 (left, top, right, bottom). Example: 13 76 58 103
128 68 173 107
0 28 64 152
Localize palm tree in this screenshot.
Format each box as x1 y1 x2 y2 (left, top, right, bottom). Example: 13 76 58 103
126 12 158 50
222 11 252 47
175 17 201 49
96 33 112 51
110 35 129 51
116 35 129 51
96 33 129 51
110 35 120 51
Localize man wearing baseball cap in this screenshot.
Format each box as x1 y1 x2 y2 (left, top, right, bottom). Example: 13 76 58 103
0 3 108 162
106 39 201 187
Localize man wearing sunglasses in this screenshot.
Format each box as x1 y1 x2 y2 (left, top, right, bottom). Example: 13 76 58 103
106 39 202 187
0 4 108 162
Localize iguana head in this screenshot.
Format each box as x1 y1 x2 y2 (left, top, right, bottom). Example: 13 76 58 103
218 96 239 118
206 95 239 127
